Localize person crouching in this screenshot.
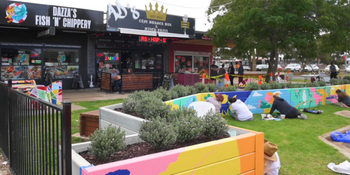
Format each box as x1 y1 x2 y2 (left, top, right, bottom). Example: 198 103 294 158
206 94 224 114
270 91 308 119
229 95 254 121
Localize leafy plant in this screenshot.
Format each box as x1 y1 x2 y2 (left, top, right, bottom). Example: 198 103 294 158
166 107 197 123
139 117 178 150
206 83 218 92
217 85 237 92
170 90 179 99
203 112 228 138
343 76 350 80
186 86 197 95
123 90 158 113
286 82 294 88
153 87 172 101
280 83 287 88
305 82 319 87
343 79 350 84
269 82 282 89
171 85 188 97
134 96 171 119
244 82 260 90
330 79 340 85
319 81 326 86
194 83 209 93
89 125 126 162
260 83 271 90
172 113 204 143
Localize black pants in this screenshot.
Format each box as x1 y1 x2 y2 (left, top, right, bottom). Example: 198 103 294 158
331 72 338 79
286 108 300 119
229 76 234 86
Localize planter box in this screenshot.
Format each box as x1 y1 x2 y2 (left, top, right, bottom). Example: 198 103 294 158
99 103 146 136
72 126 264 175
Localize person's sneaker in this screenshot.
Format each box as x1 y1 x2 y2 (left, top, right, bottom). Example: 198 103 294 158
299 113 308 120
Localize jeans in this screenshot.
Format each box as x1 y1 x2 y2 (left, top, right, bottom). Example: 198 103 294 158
229 76 234 86
218 78 225 88
114 80 121 92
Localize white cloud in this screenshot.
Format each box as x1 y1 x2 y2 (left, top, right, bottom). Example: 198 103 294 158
247 105 256 109
252 92 263 97
331 87 335 90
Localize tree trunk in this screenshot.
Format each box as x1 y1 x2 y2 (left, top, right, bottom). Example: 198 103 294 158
266 48 276 83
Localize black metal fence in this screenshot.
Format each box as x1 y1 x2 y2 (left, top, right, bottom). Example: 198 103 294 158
0 81 72 175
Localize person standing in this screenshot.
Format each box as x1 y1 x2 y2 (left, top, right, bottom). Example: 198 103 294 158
111 68 121 92
228 62 235 86
238 61 244 85
218 64 226 88
210 61 219 84
330 62 338 79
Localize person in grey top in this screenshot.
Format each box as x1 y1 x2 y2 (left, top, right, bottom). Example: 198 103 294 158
206 94 224 113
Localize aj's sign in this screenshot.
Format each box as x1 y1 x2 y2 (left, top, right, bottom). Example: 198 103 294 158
107 1 195 36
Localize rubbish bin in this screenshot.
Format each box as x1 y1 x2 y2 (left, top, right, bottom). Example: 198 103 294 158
162 72 172 90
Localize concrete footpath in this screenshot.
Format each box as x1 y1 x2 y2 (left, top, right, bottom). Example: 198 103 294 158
63 88 130 102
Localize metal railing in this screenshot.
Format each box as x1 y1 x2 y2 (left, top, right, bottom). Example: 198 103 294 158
0 81 72 175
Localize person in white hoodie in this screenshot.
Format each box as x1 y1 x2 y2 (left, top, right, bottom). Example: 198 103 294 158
229 95 254 121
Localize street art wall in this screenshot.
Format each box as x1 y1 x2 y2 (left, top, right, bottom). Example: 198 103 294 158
26 81 63 105
165 85 349 115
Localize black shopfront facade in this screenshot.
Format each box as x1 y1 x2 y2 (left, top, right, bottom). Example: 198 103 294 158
0 1 103 89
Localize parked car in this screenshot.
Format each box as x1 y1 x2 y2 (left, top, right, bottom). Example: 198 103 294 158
243 66 251 71
346 65 350 72
285 64 302 72
325 65 340 73
256 64 268 71
304 65 313 72
311 64 319 72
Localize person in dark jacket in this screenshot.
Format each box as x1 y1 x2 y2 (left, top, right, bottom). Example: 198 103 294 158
228 62 235 86
269 91 308 119
217 64 226 88
238 61 244 85
335 89 350 108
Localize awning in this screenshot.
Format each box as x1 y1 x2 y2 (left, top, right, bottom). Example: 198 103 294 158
118 28 157 36
158 32 189 38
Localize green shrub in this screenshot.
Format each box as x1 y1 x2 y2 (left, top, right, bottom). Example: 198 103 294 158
280 83 287 88
286 82 293 88
343 76 350 80
319 81 326 86
134 96 171 119
89 125 126 162
343 79 350 84
306 82 319 87
139 117 178 150
153 87 171 101
171 85 188 97
172 113 204 143
330 79 340 85
217 86 237 92
269 82 282 89
166 107 197 123
203 112 228 138
206 83 218 92
170 90 179 99
194 83 209 93
123 90 156 113
186 86 197 95
244 82 260 91
260 83 271 90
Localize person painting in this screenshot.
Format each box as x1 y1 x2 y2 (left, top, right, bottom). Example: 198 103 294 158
330 62 338 79
269 91 308 119
335 89 350 108
228 62 235 86
210 61 219 84
206 93 224 113
229 95 253 121
111 68 121 92
218 64 226 88
264 140 281 175
238 61 244 85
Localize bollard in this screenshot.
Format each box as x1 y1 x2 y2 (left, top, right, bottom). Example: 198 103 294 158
270 72 273 82
202 73 205 84
258 76 262 85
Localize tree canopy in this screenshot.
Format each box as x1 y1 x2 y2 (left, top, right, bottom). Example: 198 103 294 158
207 0 350 81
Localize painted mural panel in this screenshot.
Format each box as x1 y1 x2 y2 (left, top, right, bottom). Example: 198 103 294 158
214 91 253 116
289 87 325 109
327 85 346 104
245 90 290 114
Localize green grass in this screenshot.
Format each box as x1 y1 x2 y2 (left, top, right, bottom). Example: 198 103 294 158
224 105 350 175
71 99 124 134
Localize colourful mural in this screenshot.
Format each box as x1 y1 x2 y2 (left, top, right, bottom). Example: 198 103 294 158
81 127 264 175
26 81 63 105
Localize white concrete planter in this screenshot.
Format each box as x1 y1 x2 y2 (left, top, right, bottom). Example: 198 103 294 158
71 134 143 175
99 103 145 136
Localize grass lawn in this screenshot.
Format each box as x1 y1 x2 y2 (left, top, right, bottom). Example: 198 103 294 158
71 99 124 135
224 105 350 175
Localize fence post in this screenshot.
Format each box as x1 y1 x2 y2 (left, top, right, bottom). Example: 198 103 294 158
7 79 12 166
61 101 72 175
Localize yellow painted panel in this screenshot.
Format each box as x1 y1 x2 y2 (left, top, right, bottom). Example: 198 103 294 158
346 85 350 94
316 88 327 106
160 138 241 175
264 108 271 114
174 156 241 175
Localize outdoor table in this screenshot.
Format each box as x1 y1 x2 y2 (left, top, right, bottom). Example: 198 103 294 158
301 74 319 82
189 101 216 118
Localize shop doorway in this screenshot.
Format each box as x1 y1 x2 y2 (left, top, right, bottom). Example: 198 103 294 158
121 51 132 73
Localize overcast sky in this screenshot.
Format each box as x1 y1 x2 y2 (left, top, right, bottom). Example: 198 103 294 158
13 0 212 32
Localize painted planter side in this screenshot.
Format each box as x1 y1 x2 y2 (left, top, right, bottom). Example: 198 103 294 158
74 127 264 175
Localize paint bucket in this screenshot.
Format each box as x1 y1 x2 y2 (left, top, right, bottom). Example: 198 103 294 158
261 114 267 119
281 114 286 119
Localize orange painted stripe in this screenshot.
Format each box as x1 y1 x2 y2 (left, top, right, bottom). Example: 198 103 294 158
236 133 256 156
255 132 265 175
240 153 255 173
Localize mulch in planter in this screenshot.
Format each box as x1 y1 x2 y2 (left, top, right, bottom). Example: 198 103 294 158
80 133 230 166
114 108 145 119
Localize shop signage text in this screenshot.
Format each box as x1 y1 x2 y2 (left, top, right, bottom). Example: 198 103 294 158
139 36 167 43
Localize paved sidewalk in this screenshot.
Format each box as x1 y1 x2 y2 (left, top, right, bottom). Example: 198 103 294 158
63 88 130 102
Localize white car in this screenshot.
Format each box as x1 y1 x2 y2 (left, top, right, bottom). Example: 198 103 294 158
311 65 319 72
285 64 302 72
304 65 313 72
256 64 268 71
345 66 350 72
325 65 340 73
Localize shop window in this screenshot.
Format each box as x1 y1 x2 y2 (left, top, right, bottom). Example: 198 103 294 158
1 48 42 80
135 52 163 70
174 55 210 74
44 49 79 79
96 52 121 72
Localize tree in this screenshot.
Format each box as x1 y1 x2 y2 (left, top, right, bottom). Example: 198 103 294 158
207 0 350 82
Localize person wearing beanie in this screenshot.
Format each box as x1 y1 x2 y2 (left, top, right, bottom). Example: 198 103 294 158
229 95 254 121
264 140 281 175
206 94 224 113
269 91 308 119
